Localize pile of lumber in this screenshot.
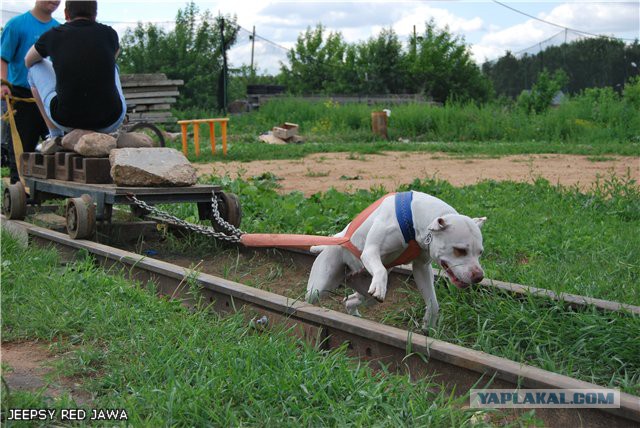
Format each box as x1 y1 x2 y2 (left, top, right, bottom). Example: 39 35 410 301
121 73 183 123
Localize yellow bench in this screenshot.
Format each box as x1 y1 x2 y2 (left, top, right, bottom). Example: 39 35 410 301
177 118 229 157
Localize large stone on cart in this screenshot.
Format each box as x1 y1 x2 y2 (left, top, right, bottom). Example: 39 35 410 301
116 132 155 148
74 132 117 157
110 148 197 187
61 129 93 151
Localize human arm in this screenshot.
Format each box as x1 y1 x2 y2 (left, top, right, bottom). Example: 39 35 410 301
24 45 44 69
1 59 11 97
1 22 15 97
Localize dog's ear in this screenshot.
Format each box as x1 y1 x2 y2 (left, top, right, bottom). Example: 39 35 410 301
473 217 487 229
428 217 448 232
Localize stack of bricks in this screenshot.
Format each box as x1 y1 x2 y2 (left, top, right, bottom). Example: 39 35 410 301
20 152 112 184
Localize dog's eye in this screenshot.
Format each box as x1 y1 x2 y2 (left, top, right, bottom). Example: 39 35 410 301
453 248 468 257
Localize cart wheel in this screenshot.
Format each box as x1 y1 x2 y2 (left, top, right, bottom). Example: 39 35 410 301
127 122 165 147
66 194 96 239
2 181 27 220
212 192 242 231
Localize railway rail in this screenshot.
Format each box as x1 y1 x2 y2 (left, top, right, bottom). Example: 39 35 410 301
2 216 639 427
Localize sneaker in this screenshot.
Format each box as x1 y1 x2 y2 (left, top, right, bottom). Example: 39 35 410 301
39 136 62 155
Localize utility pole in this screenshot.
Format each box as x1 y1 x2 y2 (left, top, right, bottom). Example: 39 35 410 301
220 16 228 115
250 26 256 77
412 25 417 57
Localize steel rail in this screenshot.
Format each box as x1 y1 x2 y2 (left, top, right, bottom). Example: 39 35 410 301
2 217 639 427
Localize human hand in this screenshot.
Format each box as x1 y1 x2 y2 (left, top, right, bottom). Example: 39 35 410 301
0 84 11 99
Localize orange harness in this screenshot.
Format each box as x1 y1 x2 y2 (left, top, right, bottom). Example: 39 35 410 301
240 193 422 268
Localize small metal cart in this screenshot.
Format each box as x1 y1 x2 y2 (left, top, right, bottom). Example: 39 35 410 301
2 178 241 240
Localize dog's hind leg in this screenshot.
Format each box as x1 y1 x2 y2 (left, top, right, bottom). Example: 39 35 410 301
343 269 378 316
306 246 347 304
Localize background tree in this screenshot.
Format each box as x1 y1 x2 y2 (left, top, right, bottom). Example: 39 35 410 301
483 37 640 98
280 24 347 94
517 68 568 114
355 28 406 94
280 21 490 102
119 2 238 110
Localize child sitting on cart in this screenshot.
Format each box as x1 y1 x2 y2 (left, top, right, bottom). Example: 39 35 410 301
25 0 126 154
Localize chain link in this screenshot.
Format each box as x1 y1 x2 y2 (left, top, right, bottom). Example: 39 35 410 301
126 193 242 243
209 190 246 235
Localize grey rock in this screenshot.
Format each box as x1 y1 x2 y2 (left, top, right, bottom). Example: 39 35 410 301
75 133 117 157
61 129 93 151
109 148 197 187
117 132 155 148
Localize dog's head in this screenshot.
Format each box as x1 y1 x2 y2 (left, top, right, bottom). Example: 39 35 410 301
425 214 486 289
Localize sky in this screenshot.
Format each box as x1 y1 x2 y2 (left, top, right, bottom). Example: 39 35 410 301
2 0 639 74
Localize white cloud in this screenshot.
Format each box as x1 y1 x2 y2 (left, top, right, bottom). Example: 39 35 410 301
540 2 639 34
393 5 483 38
472 2 639 63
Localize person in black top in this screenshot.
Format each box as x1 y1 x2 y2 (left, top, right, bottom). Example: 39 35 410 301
25 1 126 153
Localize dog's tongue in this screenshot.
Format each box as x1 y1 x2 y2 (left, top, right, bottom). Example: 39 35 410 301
441 262 469 289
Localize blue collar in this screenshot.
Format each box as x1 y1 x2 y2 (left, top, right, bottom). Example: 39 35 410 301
395 191 415 244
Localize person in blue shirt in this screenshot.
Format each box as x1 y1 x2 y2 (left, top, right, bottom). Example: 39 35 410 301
1 1 60 183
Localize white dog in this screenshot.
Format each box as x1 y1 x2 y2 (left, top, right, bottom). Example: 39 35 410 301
305 191 486 330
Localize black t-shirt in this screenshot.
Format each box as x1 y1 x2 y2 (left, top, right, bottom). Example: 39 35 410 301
35 19 122 129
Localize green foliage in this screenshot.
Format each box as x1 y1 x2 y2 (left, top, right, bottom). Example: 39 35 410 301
623 75 640 110
484 37 640 97
281 24 348 94
118 2 238 110
355 28 406 94
197 91 640 160
407 20 491 102
517 68 568 114
280 22 490 103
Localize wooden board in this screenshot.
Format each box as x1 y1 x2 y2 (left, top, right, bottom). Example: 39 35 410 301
121 80 184 88
129 104 172 112
126 97 177 106
125 91 180 99
123 86 180 94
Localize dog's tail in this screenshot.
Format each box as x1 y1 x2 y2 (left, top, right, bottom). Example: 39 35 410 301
310 245 329 254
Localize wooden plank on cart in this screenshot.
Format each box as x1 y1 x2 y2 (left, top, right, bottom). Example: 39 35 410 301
121 73 183 124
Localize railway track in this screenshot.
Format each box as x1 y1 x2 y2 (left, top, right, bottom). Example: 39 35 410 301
2 216 639 427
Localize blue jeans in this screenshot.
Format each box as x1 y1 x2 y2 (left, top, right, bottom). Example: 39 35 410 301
27 59 127 134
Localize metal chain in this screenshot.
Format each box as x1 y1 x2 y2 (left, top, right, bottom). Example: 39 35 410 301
210 190 246 235
126 194 242 243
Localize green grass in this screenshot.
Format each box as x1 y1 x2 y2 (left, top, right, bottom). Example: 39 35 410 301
1 232 518 427
170 95 640 162
381 281 640 396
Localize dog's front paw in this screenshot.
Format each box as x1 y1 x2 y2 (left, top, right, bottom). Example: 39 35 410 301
368 282 387 302
422 307 439 331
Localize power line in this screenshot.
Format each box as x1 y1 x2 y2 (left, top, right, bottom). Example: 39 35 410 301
238 25 290 52
491 0 637 42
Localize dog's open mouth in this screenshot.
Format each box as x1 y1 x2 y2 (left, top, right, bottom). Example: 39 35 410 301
439 261 471 289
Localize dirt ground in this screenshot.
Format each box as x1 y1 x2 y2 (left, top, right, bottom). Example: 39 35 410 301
194 152 639 194
1 341 91 405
